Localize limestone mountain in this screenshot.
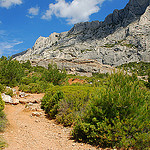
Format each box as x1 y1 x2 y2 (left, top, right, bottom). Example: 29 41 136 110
13 0 150 75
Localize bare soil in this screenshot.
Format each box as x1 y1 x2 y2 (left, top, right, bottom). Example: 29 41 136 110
1 93 99 150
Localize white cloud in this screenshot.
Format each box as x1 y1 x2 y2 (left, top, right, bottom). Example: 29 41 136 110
0 0 22 9
42 0 106 24
0 40 23 56
0 41 23 49
28 6 40 17
0 30 23 56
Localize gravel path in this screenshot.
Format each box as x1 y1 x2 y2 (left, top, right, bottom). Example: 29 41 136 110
2 94 99 150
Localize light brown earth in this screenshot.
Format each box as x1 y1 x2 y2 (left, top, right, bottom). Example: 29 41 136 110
1 93 101 150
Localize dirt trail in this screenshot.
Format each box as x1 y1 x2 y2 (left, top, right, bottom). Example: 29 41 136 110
1 94 97 150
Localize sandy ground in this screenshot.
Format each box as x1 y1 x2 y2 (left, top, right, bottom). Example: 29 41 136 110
1 94 99 150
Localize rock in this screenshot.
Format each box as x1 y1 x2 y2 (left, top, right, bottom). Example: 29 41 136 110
19 92 25 98
11 88 17 93
32 112 42 117
19 98 37 104
1 93 13 103
25 103 43 112
1 93 19 105
12 0 150 74
19 99 28 104
12 98 19 105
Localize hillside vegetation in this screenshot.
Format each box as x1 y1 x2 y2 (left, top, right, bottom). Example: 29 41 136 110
42 72 150 149
0 86 7 148
0 57 149 149
117 62 150 76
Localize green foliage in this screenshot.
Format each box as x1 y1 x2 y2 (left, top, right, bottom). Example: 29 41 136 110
41 86 98 126
42 62 66 85
0 136 7 149
148 69 150 83
19 83 42 93
0 57 25 87
92 72 109 79
103 43 115 48
19 81 54 93
0 110 6 132
33 65 47 73
5 88 13 97
0 84 5 93
20 72 42 85
122 43 136 48
0 94 4 111
117 62 150 76
0 94 7 149
145 69 150 88
72 72 150 149
21 60 32 70
41 88 64 118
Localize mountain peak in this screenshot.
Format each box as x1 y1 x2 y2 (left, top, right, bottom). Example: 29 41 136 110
13 0 150 76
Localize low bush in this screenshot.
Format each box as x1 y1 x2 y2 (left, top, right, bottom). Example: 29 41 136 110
42 63 66 85
72 72 150 149
41 86 98 126
0 94 5 111
19 83 42 93
5 88 13 97
0 84 5 93
0 94 7 148
19 82 54 93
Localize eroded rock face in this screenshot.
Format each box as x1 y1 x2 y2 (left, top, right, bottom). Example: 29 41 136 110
13 0 150 75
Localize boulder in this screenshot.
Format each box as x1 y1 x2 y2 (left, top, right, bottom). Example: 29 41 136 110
32 112 42 117
1 93 13 103
12 98 19 105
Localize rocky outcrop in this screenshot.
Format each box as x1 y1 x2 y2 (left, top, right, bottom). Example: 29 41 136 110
13 0 150 75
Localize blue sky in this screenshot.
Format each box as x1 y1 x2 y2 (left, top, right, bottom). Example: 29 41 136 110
0 0 129 57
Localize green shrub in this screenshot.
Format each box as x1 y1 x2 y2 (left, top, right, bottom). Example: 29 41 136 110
72 72 150 149
0 136 7 149
21 60 32 70
42 62 66 85
5 88 13 97
41 86 97 126
0 84 5 93
0 57 25 87
0 94 5 111
41 88 64 118
19 81 54 93
19 83 42 93
19 84 30 93
0 110 6 132
117 62 150 76
20 76 33 85
0 94 7 148
28 83 42 93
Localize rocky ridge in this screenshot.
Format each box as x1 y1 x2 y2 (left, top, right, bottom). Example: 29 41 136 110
13 0 150 75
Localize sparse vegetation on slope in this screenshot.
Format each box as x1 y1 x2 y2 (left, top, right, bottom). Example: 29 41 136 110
117 62 150 76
